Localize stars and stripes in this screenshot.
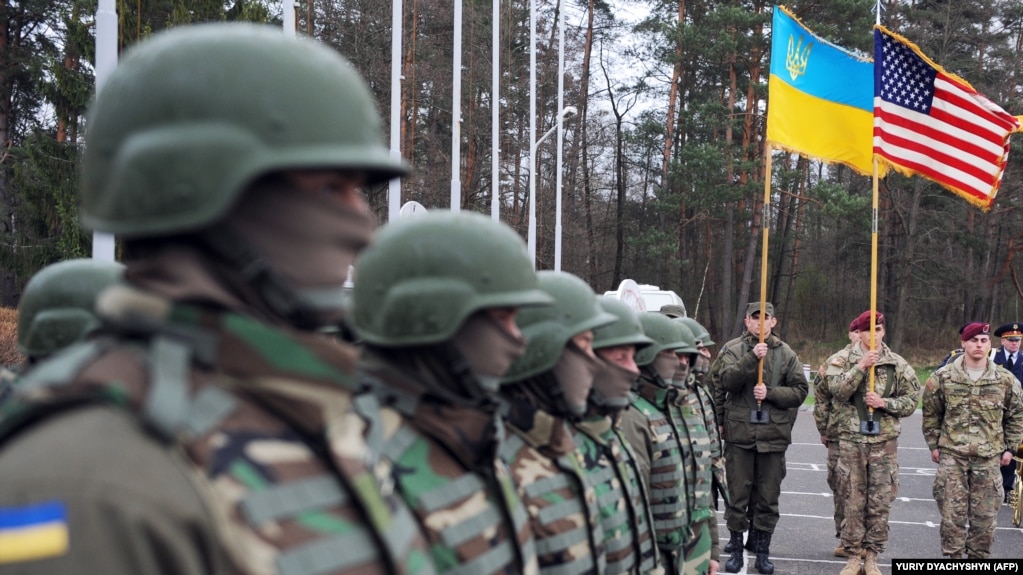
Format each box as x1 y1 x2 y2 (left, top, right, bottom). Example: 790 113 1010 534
873 27 1021 210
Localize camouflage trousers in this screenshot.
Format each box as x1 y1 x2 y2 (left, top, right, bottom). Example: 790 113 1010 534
681 518 711 575
837 439 898 554
827 440 844 538
933 451 1001 559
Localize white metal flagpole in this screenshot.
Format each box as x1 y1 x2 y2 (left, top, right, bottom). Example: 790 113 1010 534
527 0 537 266
389 0 403 222
451 0 463 212
491 0 500 221
554 0 565 271
92 0 117 262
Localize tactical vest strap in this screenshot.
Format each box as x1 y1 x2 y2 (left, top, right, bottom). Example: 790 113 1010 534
185 386 238 437
240 475 346 526
420 473 484 513
523 473 571 498
587 464 617 486
597 488 624 509
276 529 379 575
440 506 503 547
605 531 634 553
15 341 104 391
537 499 587 525
381 423 420 463
144 336 193 440
446 540 516 575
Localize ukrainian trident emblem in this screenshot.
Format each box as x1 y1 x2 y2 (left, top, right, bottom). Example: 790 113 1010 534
786 34 812 81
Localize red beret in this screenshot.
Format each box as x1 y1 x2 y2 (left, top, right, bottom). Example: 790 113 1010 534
960 322 990 342
850 311 885 332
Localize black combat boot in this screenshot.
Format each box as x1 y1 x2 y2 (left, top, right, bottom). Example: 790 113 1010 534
753 528 775 575
744 528 757 551
724 530 744 573
723 529 748 553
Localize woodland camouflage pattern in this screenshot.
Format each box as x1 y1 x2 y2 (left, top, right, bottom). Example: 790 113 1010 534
359 354 539 575
573 415 661 574
674 380 713 575
503 397 604 574
0 286 435 575
923 356 1023 558
619 371 689 573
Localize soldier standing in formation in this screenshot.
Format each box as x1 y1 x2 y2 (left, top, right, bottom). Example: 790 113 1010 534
580 297 662 574
670 319 726 575
922 322 1023 559
824 311 920 575
351 211 544 574
990 322 1023 502
500 271 610 574
0 259 124 402
711 302 807 575
620 313 694 574
812 317 861 558
0 24 436 574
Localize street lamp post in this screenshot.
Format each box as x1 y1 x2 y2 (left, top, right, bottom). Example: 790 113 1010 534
527 105 576 268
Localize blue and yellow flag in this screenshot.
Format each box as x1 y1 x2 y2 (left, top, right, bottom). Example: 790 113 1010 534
0 501 69 564
766 6 876 175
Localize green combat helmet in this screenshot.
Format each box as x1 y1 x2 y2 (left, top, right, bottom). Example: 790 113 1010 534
503 271 617 383
678 316 714 347
77 24 408 329
634 312 691 367
593 297 654 352
671 318 700 356
80 24 407 237
17 259 124 360
351 211 552 347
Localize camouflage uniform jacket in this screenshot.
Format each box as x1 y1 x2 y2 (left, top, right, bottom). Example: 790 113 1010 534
573 414 660 574
502 396 605 575
922 356 1023 458
359 356 539 575
0 286 434 575
825 342 920 444
710 332 808 452
619 372 690 554
682 379 726 557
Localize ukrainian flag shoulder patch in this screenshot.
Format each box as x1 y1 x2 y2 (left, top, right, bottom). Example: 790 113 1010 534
0 501 69 564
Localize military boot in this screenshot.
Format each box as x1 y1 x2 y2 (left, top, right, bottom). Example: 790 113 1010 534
838 554 862 575
745 529 757 551
863 550 881 575
753 529 775 575
833 544 849 557
724 530 744 573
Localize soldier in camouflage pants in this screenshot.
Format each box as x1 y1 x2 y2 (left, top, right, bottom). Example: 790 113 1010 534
812 321 859 558
825 311 919 575
922 322 1023 559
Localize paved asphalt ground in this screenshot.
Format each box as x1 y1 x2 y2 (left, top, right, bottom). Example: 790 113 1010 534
713 406 1023 574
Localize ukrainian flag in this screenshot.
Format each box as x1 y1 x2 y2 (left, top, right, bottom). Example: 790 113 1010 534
0 501 69 564
766 6 876 176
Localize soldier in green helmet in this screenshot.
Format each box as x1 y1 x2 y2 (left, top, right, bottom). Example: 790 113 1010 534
0 259 124 403
499 271 612 574
352 211 546 575
668 319 726 575
583 297 661 574
619 312 693 574
0 23 435 575
676 316 716 391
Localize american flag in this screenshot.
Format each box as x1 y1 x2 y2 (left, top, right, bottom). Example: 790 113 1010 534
873 27 1021 210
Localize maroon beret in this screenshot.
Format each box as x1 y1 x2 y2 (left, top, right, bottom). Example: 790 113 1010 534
960 322 990 342
850 311 885 332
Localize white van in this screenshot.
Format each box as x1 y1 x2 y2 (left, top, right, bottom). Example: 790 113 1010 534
603 279 686 316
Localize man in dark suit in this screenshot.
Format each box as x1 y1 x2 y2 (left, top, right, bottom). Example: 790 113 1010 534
992 322 1023 501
